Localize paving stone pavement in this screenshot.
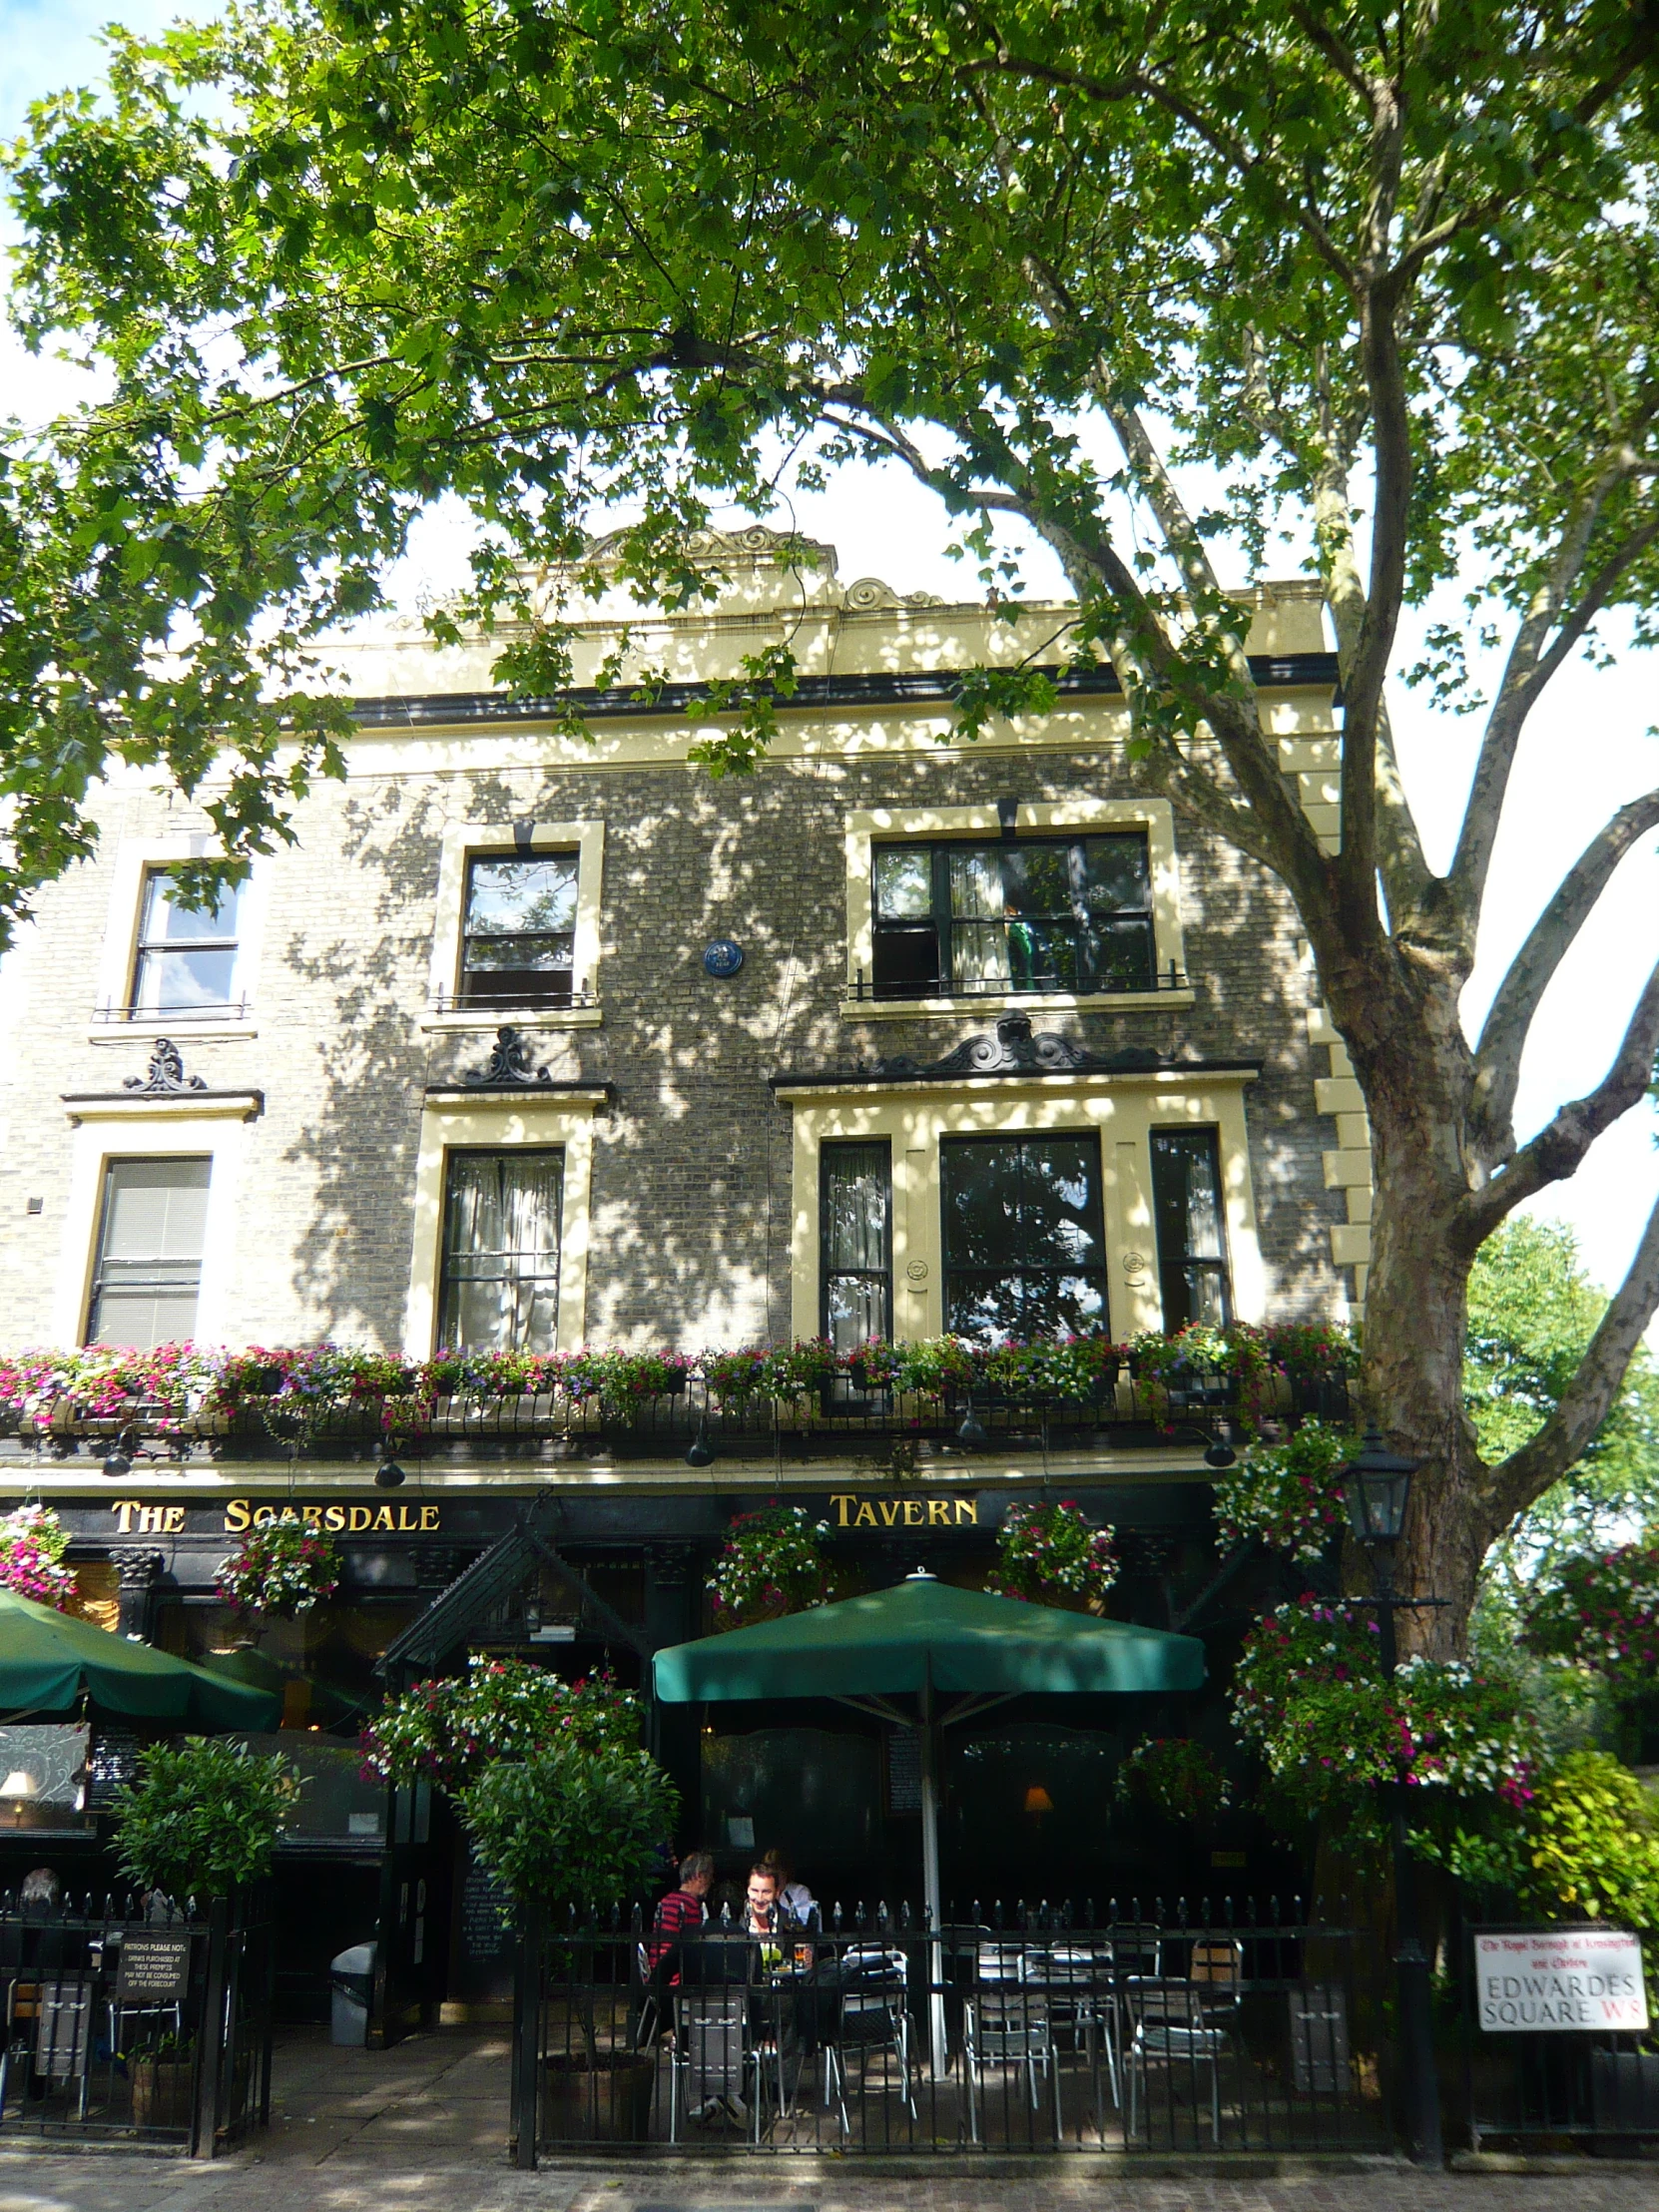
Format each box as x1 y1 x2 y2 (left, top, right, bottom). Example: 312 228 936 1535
0 2029 1652 2212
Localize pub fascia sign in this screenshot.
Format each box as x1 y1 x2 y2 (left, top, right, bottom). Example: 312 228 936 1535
1474 1929 1649 2032
110 1499 443 1536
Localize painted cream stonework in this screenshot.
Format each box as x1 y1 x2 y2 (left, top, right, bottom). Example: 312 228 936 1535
780 1069 1263 1347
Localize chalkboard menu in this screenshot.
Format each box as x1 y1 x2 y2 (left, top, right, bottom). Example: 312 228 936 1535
451 1851 515 2004
886 1728 922 1814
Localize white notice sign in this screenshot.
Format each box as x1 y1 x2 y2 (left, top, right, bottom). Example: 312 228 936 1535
1475 1929 1649 2032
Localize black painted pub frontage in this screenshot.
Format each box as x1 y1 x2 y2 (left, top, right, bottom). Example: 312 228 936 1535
12 1466 1300 2039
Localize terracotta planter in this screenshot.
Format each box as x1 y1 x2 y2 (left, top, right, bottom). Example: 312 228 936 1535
131 2055 195 2130
542 2051 656 2143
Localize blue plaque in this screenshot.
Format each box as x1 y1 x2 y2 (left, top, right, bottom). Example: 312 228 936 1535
703 938 744 977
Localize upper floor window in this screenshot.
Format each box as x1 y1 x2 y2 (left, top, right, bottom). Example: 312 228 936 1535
821 1141 892 1353
437 1148 563 1352
1150 1127 1231 1332
87 1157 211 1348
870 835 1154 1000
130 870 243 1019
459 852 578 1009
940 1135 1108 1343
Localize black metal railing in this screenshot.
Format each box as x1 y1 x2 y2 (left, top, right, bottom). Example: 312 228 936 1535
510 1898 1382 2163
0 1891 273 2154
1460 1922 1659 2153
89 998 252 1025
846 960 1187 1002
429 980 598 1015
5 1368 1351 1466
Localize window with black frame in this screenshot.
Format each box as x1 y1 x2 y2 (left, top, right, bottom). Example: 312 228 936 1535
87 1158 211 1348
437 1149 563 1353
870 833 1155 999
129 869 243 1018
940 1135 1108 1343
458 852 578 1007
1149 1127 1232 1332
820 1141 892 1354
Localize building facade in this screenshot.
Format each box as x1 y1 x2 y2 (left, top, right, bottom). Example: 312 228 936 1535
0 530 1360 2025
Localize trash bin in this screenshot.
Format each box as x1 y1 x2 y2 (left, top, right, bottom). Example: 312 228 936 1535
329 1942 376 2046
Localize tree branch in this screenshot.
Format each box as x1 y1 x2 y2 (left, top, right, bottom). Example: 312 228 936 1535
1471 788 1659 1159
1462 954 1659 1241
1491 1186 1659 1522
1449 440 1659 914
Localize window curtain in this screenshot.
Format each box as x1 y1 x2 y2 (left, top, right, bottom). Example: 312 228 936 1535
948 848 1011 986
440 1152 562 1352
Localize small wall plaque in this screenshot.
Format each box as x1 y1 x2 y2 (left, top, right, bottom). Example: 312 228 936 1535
703 938 744 977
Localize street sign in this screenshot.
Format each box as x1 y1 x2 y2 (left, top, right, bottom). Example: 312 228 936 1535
1474 1928 1648 2032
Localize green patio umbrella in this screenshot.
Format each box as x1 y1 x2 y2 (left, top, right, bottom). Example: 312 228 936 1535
0 1588 282 1728
654 1572 1205 2072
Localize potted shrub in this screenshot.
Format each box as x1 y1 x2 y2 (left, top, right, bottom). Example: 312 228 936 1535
459 1736 679 2146
128 2029 197 2129
110 1737 299 1902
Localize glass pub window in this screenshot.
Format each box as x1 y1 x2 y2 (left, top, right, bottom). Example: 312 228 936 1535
870 833 1155 999
459 852 578 1007
1149 1127 1232 1332
86 1158 211 1348
821 1141 892 1352
437 1150 563 1353
941 1135 1108 1343
130 870 243 1018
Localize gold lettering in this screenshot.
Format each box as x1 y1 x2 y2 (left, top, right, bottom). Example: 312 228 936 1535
373 1505 394 1531
300 1506 322 1529
830 1495 854 1528
348 1507 372 1532
253 1505 276 1527
137 1505 166 1534
928 1499 950 1526
224 1499 251 1533
277 1506 301 1527
163 1505 186 1534
877 1499 900 1527
852 1501 877 1528
397 1506 418 1532
324 1505 345 1532
112 1500 140 1534
954 1498 978 1524
902 1499 923 1526
419 1505 439 1532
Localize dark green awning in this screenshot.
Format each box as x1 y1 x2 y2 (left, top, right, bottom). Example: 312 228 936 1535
0 1589 281 1729
653 1575 1205 1703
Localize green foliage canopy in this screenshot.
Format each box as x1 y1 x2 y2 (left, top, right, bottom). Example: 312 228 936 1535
111 1737 298 1899
458 1737 679 1912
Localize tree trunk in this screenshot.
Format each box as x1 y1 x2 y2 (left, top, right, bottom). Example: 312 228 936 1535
1328 961 1496 1657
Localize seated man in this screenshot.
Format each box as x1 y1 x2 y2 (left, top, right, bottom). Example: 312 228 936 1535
649 1850 714 1980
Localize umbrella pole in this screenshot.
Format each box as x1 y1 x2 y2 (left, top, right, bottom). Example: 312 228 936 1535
918 1669 947 2081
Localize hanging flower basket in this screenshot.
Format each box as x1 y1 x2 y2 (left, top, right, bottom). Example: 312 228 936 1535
1211 1417 1352 1560
216 1521 342 1619
985 1500 1119 1612
1118 1737 1231 1825
0 1504 77 1610
708 1504 831 1626
1520 1543 1659 1697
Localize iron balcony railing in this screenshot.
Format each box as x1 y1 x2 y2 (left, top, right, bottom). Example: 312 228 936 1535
90 997 251 1024
4 1366 1352 1466
846 960 1189 1002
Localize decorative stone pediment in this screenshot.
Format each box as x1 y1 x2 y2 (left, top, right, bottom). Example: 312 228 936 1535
863 1013 1165 1081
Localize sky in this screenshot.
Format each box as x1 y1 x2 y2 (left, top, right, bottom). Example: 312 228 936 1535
4 0 1657 1327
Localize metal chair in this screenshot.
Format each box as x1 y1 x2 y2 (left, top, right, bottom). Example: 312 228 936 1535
1124 1955 1239 2146
0 1976 94 2124
962 1941 1061 2142
817 1945 917 2137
